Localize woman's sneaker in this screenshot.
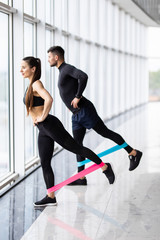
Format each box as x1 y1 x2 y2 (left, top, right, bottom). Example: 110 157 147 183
103 163 115 184
67 177 87 185
33 195 57 207
129 150 143 171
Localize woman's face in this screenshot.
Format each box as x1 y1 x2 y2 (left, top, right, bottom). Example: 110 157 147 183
20 60 35 79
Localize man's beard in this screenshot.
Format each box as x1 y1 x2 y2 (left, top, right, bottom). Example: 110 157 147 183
51 62 57 67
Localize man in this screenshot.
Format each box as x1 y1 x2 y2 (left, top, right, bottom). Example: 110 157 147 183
47 46 143 185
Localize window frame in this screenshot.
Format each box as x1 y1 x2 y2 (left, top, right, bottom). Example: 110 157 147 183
0 4 19 190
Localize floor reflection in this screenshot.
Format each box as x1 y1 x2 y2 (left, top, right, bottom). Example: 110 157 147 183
1 103 160 240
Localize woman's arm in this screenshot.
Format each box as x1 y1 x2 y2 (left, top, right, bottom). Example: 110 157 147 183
32 80 53 124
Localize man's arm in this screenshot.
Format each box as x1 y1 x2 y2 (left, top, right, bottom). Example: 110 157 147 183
68 65 88 98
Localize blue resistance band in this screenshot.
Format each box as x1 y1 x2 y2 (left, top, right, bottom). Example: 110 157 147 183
77 142 128 167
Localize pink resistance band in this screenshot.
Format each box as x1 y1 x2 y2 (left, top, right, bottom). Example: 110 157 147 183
47 162 105 194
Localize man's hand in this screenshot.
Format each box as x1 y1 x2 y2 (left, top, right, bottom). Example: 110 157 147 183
71 97 81 108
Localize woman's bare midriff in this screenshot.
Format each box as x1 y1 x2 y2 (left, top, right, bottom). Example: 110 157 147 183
29 106 44 123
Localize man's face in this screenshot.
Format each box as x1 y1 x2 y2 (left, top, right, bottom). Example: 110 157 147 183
48 52 58 67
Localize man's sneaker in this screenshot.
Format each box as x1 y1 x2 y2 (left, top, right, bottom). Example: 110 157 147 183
103 163 115 184
33 195 57 207
67 177 87 185
129 150 143 171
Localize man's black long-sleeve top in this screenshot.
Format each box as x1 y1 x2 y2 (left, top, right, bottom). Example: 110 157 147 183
58 62 88 114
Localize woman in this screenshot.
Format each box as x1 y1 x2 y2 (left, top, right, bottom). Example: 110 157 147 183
21 56 115 207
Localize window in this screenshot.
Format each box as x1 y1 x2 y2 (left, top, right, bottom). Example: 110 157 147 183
24 0 34 16
45 30 52 94
89 0 98 42
46 0 51 24
119 10 125 52
68 0 79 35
0 0 9 4
112 5 119 50
80 0 89 39
106 0 113 48
119 53 126 113
54 0 62 29
62 0 68 31
98 0 106 45
24 22 34 56
80 41 90 99
89 44 97 105
0 12 10 178
106 49 112 118
112 51 119 115
24 22 36 164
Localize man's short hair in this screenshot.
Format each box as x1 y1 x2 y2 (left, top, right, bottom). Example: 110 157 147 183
47 46 65 59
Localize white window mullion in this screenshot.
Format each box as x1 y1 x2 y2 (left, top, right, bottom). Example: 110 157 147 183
13 0 25 177
9 10 14 174
23 13 40 24
0 2 17 14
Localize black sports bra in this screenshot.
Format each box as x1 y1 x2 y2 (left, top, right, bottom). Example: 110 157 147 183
23 88 44 107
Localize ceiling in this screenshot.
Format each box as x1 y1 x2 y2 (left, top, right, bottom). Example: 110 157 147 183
111 0 160 27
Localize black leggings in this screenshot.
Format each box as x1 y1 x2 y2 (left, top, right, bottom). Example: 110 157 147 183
37 114 102 189
73 118 133 172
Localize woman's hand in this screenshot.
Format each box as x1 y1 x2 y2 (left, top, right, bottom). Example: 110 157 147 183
34 116 45 125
